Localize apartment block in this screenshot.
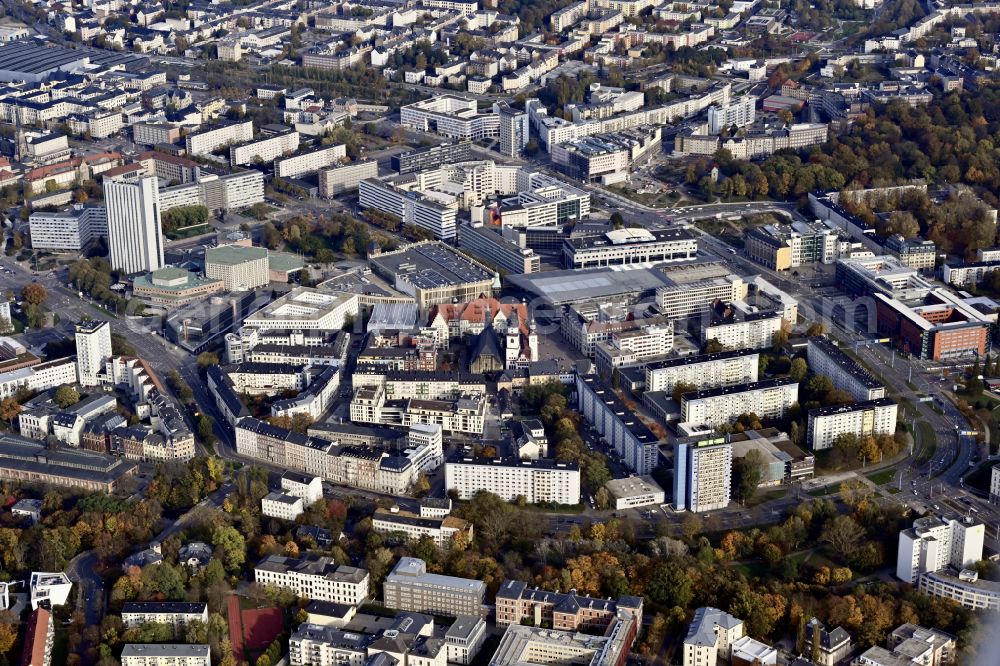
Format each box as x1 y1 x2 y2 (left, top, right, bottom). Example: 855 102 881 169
594 322 674 378
254 554 370 604
185 120 254 156
744 221 841 271
495 579 643 632
359 177 458 240
644 349 759 394
680 379 799 428
383 557 485 617
674 432 732 512
318 160 379 197
707 96 755 134
444 454 580 505
120 645 210 666
701 304 783 351
806 399 898 451
121 602 208 629
896 514 984 584
372 508 473 548
576 373 660 475
807 337 886 401
275 144 346 179
230 130 300 166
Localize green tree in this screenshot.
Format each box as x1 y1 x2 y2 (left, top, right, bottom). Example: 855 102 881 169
196 352 219 368
646 560 693 608
789 357 809 382
212 525 246 573
733 449 766 505
53 384 80 408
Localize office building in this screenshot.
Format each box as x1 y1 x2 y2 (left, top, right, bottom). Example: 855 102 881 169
400 96 499 141
359 177 459 240
836 255 934 300
104 176 163 275
29 204 107 252
917 569 1000 612
744 221 841 271
656 267 748 319
29 572 72 609
874 290 994 361
0 434 135 492
806 399 898 451
562 306 674 358
707 96 756 134
242 288 359 332
674 432 732 512
75 320 111 386
680 379 799 428
205 244 270 291
896 514 984 584
131 268 224 306
605 476 665 510
372 508 473 548
490 617 637 666
391 143 475 174
701 302 783 351
645 349 759 394
21 607 53 666
594 322 674 378
158 170 264 213
383 557 485 617
457 223 540 275
120 644 210 666
445 454 580 505
550 128 662 183
807 337 886 401
254 554 370 604
495 579 643 632
261 491 305 520
185 120 254 156
495 101 528 157
682 607 744 666
318 161 379 197
576 373 661 475
563 227 698 269
369 242 495 309
121 602 208 629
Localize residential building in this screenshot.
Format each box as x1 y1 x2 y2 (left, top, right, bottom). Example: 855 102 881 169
605 476 665 510
445 616 487 665
261 491 305 521
276 145 346 179
707 96 756 134
561 305 674 358
242 288 359 332
121 602 208 629
701 302 783 351
391 143 475 174
887 624 955 666
29 572 72 609
807 619 852 666
896 514 984 583
682 607 745 666
132 123 180 146
576 373 661 475
230 130 300 166
674 432 732 512
159 170 264 213
281 471 323 505
359 177 459 240
806 399 898 451
563 227 698 269
120 644 210 666
490 617 637 666
731 636 777 666
288 624 373 666
383 557 485 617
644 349 759 394
104 175 164 275
75 320 111 387
185 120 254 156
29 204 107 252
917 569 1000 612
372 508 473 548
11 498 42 524
943 260 1000 289
254 554 370 604
495 579 643 632
807 337 886 401
205 244 270 291
680 379 799 428
444 454 580 505
991 464 1000 505
594 322 674 378
21 608 53 666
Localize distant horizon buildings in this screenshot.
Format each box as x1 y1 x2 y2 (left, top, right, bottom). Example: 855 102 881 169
104 175 164 275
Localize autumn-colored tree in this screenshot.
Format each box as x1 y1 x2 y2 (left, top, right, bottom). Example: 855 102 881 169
21 283 47 307
0 397 20 423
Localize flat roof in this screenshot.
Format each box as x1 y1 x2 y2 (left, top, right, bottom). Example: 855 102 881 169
605 475 664 498
371 242 493 290
206 244 268 266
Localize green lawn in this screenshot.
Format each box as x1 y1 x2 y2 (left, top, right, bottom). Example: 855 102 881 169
748 488 788 506
865 469 896 485
807 485 839 497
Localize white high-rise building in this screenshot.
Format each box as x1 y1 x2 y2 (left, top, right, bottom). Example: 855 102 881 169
707 96 756 134
75 320 112 386
896 514 985 584
674 432 732 512
105 176 164 275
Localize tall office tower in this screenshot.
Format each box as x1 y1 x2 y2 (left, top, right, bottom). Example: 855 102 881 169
104 176 164 275
674 432 732 512
495 101 529 157
75 320 112 386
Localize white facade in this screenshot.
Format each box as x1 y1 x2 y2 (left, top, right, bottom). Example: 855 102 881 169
75 320 112 387
707 96 756 134
185 120 254 156
281 472 323 505
275 144 346 179
231 131 301 166
806 399 898 451
682 607 745 666
359 178 458 240
991 464 1000 505
645 350 759 394
318 161 379 197
400 96 500 141
254 555 370 605
120 644 210 666
681 379 799 428
29 205 107 252
675 435 732 512
896 515 985 583
29 572 73 609
445 458 580 505
104 176 164 275
576 373 660 475
807 337 886 402
121 602 209 629
262 491 305 520
702 311 783 350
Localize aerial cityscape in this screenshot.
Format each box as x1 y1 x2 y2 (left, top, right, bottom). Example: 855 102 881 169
0 0 996 665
